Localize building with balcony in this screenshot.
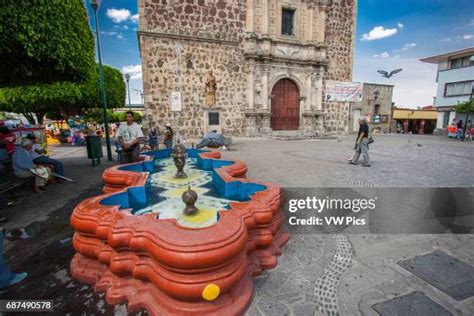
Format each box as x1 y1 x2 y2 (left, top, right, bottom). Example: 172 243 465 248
138 0 357 138
420 47 474 132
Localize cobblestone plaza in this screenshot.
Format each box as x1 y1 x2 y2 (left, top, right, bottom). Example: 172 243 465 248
220 134 474 315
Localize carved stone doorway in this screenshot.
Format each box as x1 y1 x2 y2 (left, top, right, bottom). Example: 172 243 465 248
271 79 300 130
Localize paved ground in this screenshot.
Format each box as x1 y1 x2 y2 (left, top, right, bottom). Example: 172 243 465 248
220 135 474 315
0 134 472 315
222 134 473 188
0 144 126 315
1 145 114 233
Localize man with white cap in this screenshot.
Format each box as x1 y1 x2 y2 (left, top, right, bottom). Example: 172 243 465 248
12 138 50 193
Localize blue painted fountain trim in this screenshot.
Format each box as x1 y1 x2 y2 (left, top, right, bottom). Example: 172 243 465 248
100 149 267 212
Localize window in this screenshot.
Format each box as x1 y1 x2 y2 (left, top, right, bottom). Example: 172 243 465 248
449 55 474 69
374 104 381 115
281 9 295 36
445 81 473 97
208 112 220 125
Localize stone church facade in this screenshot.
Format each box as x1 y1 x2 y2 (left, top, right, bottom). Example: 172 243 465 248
138 0 357 138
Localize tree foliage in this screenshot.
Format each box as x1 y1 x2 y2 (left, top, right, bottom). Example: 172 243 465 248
117 111 142 123
84 109 142 125
455 99 474 114
0 1 126 123
0 65 126 123
84 109 118 125
0 0 95 87
82 65 127 110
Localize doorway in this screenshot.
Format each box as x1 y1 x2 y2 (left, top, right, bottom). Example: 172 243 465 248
271 79 300 130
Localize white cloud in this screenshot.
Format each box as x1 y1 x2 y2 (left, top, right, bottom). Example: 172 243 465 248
373 52 390 58
106 8 131 23
463 34 474 40
469 19 474 26
440 37 452 42
394 55 400 58
131 14 139 23
354 57 438 108
100 31 124 39
101 31 118 36
394 43 417 52
361 26 398 41
122 65 142 80
397 23 404 29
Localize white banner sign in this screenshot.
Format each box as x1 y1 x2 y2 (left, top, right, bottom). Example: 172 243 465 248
170 91 182 112
325 81 363 102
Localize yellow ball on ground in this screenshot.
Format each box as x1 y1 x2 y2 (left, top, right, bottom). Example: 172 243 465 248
202 283 220 301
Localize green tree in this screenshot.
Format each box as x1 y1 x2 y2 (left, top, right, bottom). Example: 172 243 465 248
84 108 119 125
0 64 126 123
117 111 142 123
455 100 474 114
0 0 95 87
0 1 126 123
0 81 83 123
82 65 126 110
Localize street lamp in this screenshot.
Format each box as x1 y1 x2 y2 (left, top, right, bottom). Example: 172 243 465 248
125 73 132 111
90 0 112 161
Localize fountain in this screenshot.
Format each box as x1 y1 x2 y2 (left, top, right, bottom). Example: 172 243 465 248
182 184 199 216
172 140 187 179
70 147 289 315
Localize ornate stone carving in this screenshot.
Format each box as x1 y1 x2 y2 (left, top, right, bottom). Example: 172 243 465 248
204 71 217 107
172 141 187 179
275 46 301 58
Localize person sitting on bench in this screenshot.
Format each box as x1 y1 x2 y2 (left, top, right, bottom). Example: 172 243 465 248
27 134 64 176
12 138 50 193
0 126 15 156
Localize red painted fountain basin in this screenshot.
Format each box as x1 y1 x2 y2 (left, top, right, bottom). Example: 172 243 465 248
70 149 289 315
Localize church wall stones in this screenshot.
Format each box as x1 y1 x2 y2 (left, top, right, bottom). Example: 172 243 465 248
139 0 357 137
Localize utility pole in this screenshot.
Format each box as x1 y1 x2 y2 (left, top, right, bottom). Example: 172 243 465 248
90 0 112 161
125 73 132 111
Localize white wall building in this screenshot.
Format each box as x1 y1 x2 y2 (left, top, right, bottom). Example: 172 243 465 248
420 47 474 131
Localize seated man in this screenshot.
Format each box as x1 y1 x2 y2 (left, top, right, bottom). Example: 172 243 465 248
12 138 50 193
27 134 64 176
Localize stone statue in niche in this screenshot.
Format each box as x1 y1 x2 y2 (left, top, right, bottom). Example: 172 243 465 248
204 71 217 107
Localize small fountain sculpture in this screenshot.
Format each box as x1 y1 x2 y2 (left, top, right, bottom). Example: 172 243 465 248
182 184 199 216
172 140 188 179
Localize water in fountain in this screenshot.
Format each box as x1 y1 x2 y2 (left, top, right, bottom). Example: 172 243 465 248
133 157 236 228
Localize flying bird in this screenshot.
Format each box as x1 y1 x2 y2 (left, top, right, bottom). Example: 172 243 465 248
377 69 403 78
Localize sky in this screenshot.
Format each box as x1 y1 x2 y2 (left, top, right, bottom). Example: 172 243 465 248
85 0 474 108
